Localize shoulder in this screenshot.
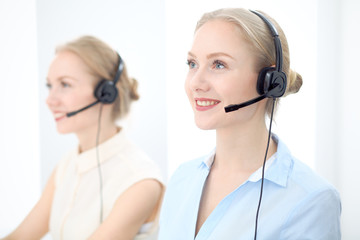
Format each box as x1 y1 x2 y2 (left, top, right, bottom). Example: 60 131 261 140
159 156 206 232
274 135 339 196
274 137 341 238
115 139 162 176
280 163 341 239
290 158 338 195
167 156 205 186
289 158 341 213
288 158 341 219
103 137 164 191
162 155 207 205
53 148 77 187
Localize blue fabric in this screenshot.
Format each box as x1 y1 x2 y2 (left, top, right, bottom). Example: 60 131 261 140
159 136 341 240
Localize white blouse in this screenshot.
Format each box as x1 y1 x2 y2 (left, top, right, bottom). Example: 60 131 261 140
49 130 163 240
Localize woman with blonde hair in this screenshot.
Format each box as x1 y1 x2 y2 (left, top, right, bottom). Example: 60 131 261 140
3 36 164 240
159 8 340 240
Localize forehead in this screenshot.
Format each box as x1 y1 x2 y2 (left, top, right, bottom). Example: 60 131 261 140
47 51 93 80
191 19 248 56
51 51 88 71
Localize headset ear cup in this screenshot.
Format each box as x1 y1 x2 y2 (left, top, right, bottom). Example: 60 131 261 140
257 67 287 98
257 67 275 95
267 71 287 98
95 80 118 104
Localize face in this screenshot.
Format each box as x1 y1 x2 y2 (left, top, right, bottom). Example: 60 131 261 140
185 20 264 130
46 51 100 135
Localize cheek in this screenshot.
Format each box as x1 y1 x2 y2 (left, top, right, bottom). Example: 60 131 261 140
69 90 96 109
184 76 193 102
224 74 258 102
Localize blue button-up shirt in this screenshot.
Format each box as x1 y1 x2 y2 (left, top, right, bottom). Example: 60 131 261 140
159 136 341 240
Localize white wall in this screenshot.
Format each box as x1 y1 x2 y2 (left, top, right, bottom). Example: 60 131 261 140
36 0 167 186
317 0 360 238
0 0 41 235
337 0 360 238
316 0 342 190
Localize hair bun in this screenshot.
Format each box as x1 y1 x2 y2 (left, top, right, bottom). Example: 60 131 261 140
130 78 140 101
286 69 303 95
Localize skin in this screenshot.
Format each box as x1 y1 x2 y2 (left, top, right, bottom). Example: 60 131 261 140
3 51 163 240
185 19 277 236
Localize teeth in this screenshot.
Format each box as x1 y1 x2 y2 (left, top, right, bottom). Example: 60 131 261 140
54 113 65 118
196 100 219 106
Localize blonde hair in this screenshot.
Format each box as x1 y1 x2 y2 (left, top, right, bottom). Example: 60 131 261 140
56 35 139 120
196 8 302 115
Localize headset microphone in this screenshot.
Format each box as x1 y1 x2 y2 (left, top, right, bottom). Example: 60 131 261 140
224 94 267 113
224 81 283 113
66 100 100 117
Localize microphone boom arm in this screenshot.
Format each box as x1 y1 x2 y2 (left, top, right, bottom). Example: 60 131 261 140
224 94 267 113
66 100 100 117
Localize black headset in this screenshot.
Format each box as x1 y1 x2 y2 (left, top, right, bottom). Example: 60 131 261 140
66 53 124 117
95 53 124 104
224 10 287 112
252 10 287 99
250 10 287 240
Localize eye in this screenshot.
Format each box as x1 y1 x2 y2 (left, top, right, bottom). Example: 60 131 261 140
213 60 226 69
186 59 197 69
61 81 71 88
45 83 52 89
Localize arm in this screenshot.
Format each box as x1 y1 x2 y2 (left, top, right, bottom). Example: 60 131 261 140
88 178 164 240
279 188 341 240
2 170 56 240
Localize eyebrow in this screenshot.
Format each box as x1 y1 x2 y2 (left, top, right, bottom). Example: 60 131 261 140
46 75 78 83
187 51 235 60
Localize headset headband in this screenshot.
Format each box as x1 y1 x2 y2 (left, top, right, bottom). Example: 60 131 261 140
113 53 124 85
250 10 283 72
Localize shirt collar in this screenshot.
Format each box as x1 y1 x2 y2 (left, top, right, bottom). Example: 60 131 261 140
74 129 128 174
201 134 293 187
203 148 216 170
263 134 293 187
248 153 276 182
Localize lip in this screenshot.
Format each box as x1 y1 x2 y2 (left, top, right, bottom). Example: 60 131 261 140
55 115 66 122
194 98 221 111
52 111 66 122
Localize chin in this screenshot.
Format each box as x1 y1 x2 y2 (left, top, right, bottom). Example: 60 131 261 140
56 126 74 134
194 119 216 131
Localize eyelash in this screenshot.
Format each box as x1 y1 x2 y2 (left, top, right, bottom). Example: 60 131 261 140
61 81 70 88
45 81 71 89
213 60 226 69
186 59 197 69
186 59 227 70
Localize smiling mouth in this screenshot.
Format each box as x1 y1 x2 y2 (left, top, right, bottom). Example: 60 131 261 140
196 100 220 106
53 112 66 121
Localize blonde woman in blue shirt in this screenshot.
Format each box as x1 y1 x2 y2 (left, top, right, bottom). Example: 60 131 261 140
159 8 341 240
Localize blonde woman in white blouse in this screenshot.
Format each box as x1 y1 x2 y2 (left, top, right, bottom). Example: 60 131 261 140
2 36 164 240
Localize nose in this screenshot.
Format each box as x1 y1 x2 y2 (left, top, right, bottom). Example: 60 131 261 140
187 67 210 92
46 87 60 108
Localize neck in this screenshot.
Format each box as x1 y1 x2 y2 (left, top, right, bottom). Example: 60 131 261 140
214 117 276 173
77 119 118 153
